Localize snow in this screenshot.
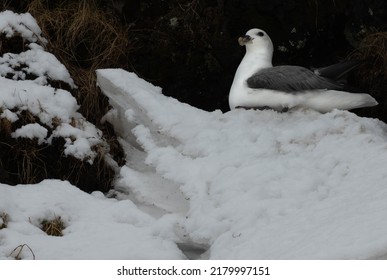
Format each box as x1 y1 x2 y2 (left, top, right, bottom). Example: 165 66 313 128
0 11 74 88
12 123 48 144
0 43 76 88
0 180 184 259
0 108 18 122
1 11 104 163
0 10 45 43
96 69 387 259
1 11 387 260
52 121 105 162
0 77 78 123
0 76 104 162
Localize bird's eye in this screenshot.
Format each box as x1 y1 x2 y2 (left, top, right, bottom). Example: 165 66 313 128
257 31 265 37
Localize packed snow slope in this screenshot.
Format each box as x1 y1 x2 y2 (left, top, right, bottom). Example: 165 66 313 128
97 69 387 259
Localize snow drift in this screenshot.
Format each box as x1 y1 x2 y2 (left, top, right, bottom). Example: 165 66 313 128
97 69 387 259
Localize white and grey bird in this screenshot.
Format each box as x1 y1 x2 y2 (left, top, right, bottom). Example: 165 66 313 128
229 28 378 112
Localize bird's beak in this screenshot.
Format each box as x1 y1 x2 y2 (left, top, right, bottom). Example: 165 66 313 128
238 35 253 46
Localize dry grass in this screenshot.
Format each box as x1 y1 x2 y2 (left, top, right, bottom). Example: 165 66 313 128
0 2 126 190
0 126 49 186
349 31 387 85
0 212 9 229
0 117 13 135
18 144 48 184
0 131 115 192
27 0 133 123
40 216 65 237
8 244 36 260
346 30 387 119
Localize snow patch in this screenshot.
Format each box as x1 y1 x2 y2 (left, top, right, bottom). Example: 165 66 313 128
0 180 184 259
0 43 75 88
0 10 45 43
0 109 18 122
12 123 48 144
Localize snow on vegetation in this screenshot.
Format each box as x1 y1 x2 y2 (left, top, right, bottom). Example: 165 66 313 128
0 10 104 163
0 43 76 87
0 10 45 42
1 11 387 260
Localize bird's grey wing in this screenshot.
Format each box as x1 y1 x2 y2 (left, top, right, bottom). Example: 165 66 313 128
246 65 344 93
314 60 362 81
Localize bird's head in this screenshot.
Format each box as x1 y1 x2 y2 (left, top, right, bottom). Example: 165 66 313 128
238 28 274 58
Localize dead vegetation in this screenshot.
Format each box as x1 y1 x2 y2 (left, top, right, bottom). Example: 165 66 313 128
40 216 65 237
27 0 129 180
0 3 126 192
348 30 387 119
0 98 115 192
0 212 9 229
0 130 115 192
26 0 133 123
8 244 36 260
349 31 387 86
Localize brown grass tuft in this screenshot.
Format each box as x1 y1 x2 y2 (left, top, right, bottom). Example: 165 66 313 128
0 212 9 229
40 216 65 237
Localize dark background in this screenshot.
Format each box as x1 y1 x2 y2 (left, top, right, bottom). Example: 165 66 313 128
110 0 387 117
4 0 387 118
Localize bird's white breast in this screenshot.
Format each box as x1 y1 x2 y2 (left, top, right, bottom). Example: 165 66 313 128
229 52 272 110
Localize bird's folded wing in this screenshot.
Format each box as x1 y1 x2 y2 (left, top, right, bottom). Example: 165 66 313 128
313 60 362 81
246 65 344 93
